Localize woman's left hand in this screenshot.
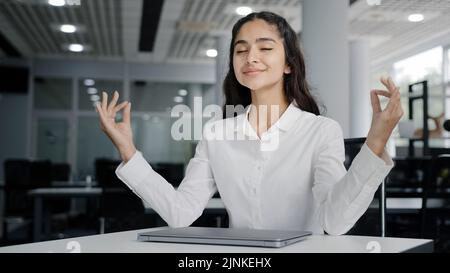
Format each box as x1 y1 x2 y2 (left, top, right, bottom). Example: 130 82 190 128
366 76 404 157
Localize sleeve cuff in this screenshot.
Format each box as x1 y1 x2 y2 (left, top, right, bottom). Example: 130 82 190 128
115 150 154 190
350 143 394 189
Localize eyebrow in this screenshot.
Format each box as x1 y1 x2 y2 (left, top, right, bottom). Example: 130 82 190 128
234 37 277 46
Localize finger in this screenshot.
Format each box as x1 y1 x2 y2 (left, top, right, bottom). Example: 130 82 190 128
96 102 107 124
107 91 119 114
371 89 391 98
380 77 390 91
114 101 128 113
370 90 382 113
385 89 401 114
123 102 131 125
387 77 398 92
102 92 108 112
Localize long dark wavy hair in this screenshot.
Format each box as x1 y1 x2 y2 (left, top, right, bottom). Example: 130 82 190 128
222 11 321 118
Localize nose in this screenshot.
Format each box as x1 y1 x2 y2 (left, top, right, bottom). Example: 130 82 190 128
246 47 259 64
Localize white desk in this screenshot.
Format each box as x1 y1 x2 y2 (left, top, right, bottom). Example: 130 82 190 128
0 227 433 253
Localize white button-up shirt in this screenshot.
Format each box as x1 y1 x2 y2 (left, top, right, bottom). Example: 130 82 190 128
116 102 394 235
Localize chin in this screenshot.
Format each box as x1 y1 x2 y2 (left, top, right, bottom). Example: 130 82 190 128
239 79 269 91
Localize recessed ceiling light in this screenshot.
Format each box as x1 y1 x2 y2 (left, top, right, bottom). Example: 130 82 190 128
90 94 100 101
174 96 183 103
236 6 252 16
60 24 77 33
206 49 218 58
68 43 84 52
87 87 97 95
84 79 95 86
178 89 188 96
408 13 424 22
366 0 381 6
48 0 65 7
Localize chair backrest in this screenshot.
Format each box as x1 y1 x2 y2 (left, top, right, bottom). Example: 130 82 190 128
343 138 385 236
343 138 367 170
153 163 184 187
426 154 450 198
51 162 71 181
94 157 144 220
95 158 125 189
3 159 33 216
30 160 52 188
4 159 32 189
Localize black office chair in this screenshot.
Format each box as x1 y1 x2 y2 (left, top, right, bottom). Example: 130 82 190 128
153 163 185 188
422 154 450 250
95 158 149 233
2 159 34 244
343 138 386 237
384 156 431 239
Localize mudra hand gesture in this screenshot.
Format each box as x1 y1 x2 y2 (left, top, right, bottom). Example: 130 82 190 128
366 76 404 156
95 91 136 162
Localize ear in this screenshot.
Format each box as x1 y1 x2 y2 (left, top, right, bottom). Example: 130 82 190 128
284 65 291 74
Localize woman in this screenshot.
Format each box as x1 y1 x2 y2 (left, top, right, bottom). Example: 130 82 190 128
95 11 403 235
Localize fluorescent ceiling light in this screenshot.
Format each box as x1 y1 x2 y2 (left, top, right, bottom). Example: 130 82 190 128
236 6 252 16
84 79 95 86
90 94 100 101
87 87 98 95
60 24 77 33
174 96 184 103
68 43 84 52
206 49 217 58
366 0 381 6
178 89 188 96
408 13 424 22
48 0 65 7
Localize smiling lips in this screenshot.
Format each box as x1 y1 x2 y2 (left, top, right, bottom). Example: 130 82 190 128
243 69 265 76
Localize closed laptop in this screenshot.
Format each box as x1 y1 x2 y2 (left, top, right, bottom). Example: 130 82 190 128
137 227 312 248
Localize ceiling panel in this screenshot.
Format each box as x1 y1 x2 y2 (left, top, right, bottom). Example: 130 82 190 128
0 0 449 67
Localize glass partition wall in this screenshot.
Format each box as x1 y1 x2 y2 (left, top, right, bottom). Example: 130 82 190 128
31 75 214 182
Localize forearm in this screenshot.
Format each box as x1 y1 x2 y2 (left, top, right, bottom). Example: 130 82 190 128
118 144 137 163
317 144 393 235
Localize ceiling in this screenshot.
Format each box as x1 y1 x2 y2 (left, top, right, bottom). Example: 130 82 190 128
1 0 450 66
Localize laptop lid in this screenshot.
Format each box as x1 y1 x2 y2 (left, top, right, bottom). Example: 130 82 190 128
137 227 312 248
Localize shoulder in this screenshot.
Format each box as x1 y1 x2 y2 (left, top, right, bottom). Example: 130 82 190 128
293 109 343 136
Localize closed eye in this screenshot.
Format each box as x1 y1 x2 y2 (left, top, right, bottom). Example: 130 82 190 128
261 48 273 51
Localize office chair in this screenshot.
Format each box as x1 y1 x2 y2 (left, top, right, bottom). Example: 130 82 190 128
95 158 148 233
422 154 450 250
385 156 431 238
343 137 386 237
2 159 34 243
153 163 185 187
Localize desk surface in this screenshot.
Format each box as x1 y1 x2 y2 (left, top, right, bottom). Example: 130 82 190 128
28 187 102 196
0 227 433 253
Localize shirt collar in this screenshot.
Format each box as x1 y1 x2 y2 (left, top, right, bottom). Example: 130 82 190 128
235 101 302 136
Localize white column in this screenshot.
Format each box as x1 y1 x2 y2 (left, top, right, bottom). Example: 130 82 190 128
185 83 204 141
350 39 371 138
215 34 231 107
301 0 350 137
188 83 203 110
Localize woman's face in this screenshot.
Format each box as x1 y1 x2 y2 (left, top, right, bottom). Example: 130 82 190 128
233 19 291 92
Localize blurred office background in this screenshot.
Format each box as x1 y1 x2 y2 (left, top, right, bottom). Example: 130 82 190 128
1 0 450 252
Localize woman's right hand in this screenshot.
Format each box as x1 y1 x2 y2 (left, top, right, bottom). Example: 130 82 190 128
95 91 136 162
